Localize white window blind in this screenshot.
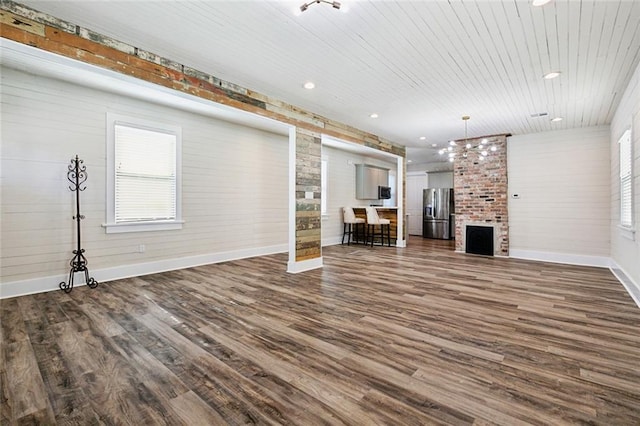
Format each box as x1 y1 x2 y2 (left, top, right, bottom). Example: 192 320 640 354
115 124 177 222
619 129 632 228
105 113 182 233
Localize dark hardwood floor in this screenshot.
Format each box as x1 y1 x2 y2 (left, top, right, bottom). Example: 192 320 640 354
2 236 639 425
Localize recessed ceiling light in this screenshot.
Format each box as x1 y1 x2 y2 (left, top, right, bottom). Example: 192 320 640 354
407 160 412 163
532 0 552 6
543 71 561 79
369 113 378 118
303 81 315 89
551 117 563 122
431 143 437 147
419 136 426 140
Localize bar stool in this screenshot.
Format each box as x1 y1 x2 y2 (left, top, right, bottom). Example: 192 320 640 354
342 207 365 245
365 207 391 247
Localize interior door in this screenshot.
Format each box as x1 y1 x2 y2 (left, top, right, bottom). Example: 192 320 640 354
406 174 427 235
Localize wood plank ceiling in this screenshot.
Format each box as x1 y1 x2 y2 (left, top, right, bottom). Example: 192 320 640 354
17 0 640 166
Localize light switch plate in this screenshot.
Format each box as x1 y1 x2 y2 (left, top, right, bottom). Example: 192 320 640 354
305 191 314 199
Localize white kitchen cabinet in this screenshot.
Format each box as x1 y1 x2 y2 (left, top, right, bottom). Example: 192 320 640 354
355 164 389 199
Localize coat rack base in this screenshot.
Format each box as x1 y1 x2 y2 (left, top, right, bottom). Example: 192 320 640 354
59 249 98 293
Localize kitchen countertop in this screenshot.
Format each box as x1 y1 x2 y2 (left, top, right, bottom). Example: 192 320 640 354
353 206 398 209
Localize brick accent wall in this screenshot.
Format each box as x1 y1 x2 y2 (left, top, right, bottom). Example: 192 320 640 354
453 134 509 256
295 130 322 261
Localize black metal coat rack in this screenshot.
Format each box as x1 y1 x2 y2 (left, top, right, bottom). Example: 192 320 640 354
59 155 98 293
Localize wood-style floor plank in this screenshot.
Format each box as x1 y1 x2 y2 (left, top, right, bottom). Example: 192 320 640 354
1 237 639 425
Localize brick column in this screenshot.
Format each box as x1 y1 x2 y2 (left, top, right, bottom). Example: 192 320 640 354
453 134 509 256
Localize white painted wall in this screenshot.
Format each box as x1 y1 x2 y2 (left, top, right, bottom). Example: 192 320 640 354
1 66 288 295
508 126 611 264
610 59 640 300
321 146 395 245
406 161 452 174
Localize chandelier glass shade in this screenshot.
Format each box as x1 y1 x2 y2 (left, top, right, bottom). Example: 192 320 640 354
438 116 498 162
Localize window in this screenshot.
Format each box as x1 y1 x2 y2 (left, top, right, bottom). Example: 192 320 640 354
321 158 327 214
105 113 182 233
619 129 633 228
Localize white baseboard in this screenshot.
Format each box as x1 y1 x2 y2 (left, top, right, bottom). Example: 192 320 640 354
0 244 287 300
610 260 640 308
509 249 611 268
5 244 637 310
287 256 323 273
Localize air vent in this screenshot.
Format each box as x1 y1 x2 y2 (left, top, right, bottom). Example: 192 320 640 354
530 112 549 118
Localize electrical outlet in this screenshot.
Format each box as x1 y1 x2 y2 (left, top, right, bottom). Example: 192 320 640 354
138 244 145 253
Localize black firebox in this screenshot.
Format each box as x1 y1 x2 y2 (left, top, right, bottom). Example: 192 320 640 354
465 225 494 256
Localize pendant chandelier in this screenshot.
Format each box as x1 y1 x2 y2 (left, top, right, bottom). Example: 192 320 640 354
438 116 498 162
300 0 341 12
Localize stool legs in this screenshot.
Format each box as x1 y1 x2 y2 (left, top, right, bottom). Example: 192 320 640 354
342 223 347 244
342 223 352 245
366 223 391 246
386 223 391 247
343 223 365 245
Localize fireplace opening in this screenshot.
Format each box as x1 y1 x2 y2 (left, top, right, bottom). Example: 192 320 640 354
466 225 494 256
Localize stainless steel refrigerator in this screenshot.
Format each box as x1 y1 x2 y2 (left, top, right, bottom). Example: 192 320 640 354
423 188 454 239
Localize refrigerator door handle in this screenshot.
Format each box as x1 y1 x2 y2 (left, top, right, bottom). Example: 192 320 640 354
433 190 437 218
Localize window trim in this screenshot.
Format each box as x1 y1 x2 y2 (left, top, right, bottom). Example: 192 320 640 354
104 113 183 234
618 128 633 232
321 156 328 215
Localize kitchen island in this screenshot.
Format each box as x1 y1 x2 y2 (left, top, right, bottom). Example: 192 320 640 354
352 207 399 246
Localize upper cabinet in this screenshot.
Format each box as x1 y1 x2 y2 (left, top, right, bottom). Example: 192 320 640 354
427 171 454 188
356 164 389 199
